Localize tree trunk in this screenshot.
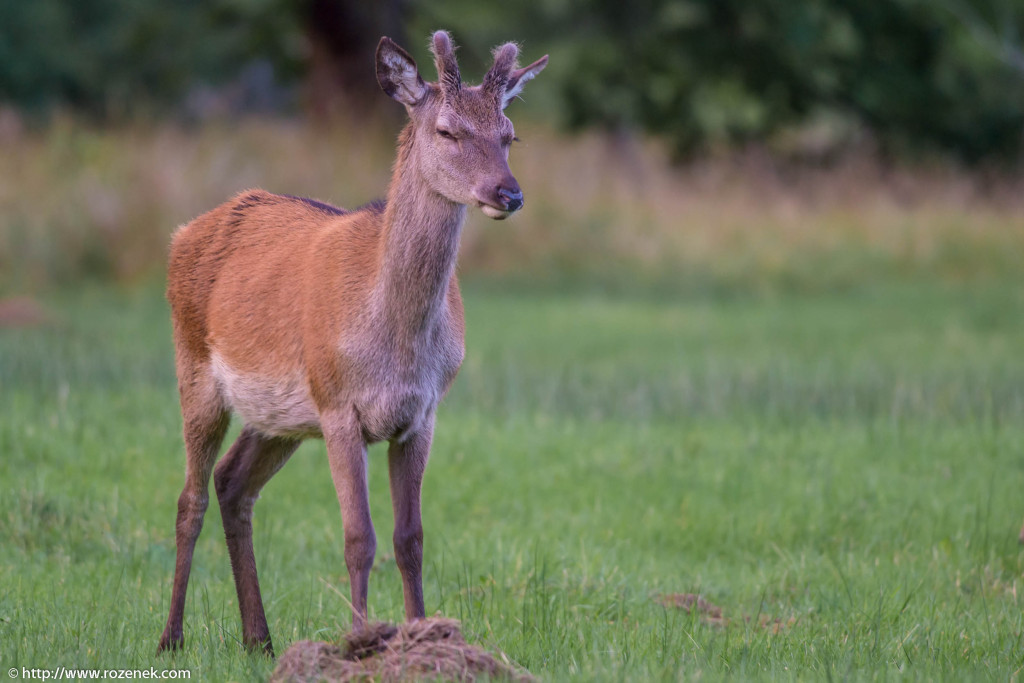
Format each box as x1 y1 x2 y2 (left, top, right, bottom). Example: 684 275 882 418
304 0 406 119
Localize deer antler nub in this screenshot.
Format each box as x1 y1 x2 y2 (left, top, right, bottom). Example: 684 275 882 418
431 31 461 97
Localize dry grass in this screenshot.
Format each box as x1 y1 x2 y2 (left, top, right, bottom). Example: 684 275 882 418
1 113 1022 294
269 618 532 683
483 127 1024 291
0 114 395 290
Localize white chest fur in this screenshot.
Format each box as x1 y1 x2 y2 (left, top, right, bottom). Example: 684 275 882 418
210 352 322 438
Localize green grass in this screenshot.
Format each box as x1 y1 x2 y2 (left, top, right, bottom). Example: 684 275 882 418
3 279 1024 681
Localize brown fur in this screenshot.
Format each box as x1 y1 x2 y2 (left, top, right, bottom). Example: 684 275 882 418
157 31 547 656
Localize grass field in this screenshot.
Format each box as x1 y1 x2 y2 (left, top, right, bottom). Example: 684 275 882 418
3 275 1024 681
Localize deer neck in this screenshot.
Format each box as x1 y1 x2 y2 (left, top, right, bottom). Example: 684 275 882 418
373 126 466 339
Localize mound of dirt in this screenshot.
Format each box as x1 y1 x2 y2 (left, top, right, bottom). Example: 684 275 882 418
655 593 727 626
0 297 52 328
655 593 797 632
270 618 533 682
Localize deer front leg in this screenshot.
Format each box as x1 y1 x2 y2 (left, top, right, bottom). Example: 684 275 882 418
387 424 432 620
322 407 376 631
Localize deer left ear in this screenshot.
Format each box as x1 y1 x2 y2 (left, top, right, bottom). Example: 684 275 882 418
501 55 548 110
376 36 427 107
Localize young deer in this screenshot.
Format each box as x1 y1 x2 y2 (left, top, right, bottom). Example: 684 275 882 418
157 31 546 655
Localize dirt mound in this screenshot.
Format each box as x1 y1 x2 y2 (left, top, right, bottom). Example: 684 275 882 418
655 593 727 626
270 618 532 682
0 297 52 328
655 593 797 632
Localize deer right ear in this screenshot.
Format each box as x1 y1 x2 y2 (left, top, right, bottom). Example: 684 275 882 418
376 37 427 107
501 55 548 109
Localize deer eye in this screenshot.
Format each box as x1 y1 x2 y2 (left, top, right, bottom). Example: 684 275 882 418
436 128 457 140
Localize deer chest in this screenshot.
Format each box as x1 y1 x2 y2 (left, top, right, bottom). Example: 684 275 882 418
347 327 464 444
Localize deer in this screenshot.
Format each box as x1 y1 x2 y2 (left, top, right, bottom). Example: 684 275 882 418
157 31 547 655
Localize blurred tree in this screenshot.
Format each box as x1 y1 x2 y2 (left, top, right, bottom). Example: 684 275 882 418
412 0 1024 162
548 0 1024 161
304 0 405 117
0 0 305 118
941 0 1024 77
1 0 1021 161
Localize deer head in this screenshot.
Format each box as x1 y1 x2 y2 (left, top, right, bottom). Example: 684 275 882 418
376 31 548 219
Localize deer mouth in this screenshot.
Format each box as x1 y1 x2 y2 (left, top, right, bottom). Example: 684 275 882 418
480 204 514 220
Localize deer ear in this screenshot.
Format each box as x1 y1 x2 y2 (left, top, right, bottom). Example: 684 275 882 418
376 37 427 107
501 55 548 109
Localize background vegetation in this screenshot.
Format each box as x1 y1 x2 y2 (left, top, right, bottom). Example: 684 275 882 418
3 0 1024 159
1 117 1022 298
2 1 1024 681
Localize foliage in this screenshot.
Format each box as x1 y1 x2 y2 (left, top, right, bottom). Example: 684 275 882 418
414 0 1024 161
2 0 1022 159
0 0 304 117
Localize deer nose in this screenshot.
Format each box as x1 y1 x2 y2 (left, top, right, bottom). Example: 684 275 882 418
497 186 523 212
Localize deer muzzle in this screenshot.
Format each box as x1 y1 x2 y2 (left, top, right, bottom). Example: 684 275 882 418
476 179 523 220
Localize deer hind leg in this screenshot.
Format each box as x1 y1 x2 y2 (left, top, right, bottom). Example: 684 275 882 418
387 425 433 621
322 407 375 631
213 426 299 655
159 369 230 653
